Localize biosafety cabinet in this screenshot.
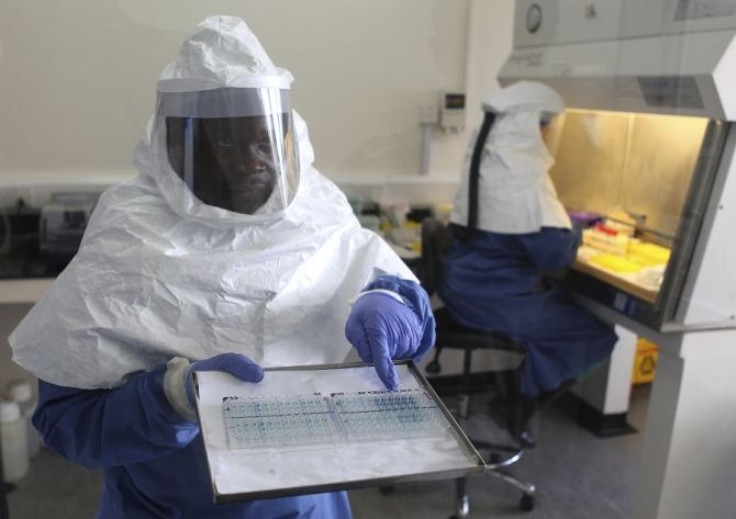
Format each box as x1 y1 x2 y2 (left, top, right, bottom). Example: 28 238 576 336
499 2 736 519
500 0 736 332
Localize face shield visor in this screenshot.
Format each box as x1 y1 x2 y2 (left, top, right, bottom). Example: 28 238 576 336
158 87 299 215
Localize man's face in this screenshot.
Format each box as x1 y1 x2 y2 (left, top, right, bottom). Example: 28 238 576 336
167 115 284 214
198 116 278 214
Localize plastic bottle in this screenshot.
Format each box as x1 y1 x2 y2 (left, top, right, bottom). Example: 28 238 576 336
6 380 41 457
0 400 29 483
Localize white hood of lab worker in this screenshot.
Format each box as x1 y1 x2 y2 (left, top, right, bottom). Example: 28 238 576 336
450 81 571 234
8 16 413 389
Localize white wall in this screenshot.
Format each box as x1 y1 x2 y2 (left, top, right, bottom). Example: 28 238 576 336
0 0 480 182
339 0 516 206
466 0 515 130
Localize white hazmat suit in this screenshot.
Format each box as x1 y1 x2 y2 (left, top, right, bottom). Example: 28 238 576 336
10 16 435 519
10 17 416 391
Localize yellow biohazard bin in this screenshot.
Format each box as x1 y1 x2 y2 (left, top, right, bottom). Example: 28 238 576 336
632 338 659 385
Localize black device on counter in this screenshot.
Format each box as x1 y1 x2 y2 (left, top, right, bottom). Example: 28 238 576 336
0 191 102 278
406 206 433 224
0 198 43 278
39 192 101 267
0 198 41 259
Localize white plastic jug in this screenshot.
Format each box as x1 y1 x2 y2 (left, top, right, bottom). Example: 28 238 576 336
0 401 29 483
6 380 41 457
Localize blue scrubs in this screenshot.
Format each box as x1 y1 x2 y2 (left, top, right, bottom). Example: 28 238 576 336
439 226 617 396
33 368 352 519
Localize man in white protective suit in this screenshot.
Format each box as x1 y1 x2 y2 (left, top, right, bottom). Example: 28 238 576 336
9 16 435 519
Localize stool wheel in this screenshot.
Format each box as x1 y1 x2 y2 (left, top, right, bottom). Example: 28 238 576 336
378 486 395 495
425 360 441 375
520 493 534 511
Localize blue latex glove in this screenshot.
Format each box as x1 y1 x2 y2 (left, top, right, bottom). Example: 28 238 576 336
164 352 264 421
345 276 436 390
185 352 264 406
34 353 266 470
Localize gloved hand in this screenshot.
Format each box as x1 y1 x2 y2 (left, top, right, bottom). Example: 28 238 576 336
186 352 264 404
164 352 264 421
345 291 424 390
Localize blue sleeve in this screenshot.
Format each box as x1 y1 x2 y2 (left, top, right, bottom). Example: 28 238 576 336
33 367 199 469
362 274 436 361
517 227 580 271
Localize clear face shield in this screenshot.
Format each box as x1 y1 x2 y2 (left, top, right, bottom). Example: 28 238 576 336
158 87 299 215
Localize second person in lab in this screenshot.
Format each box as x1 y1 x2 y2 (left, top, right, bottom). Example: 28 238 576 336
439 81 617 399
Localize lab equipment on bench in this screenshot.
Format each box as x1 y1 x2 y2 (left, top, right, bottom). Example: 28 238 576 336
194 361 484 503
502 0 736 332
40 192 100 266
0 199 40 261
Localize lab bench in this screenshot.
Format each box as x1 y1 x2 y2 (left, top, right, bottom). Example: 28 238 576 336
0 280 54 305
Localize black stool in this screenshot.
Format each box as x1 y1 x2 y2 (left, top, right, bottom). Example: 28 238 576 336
420 217 536 517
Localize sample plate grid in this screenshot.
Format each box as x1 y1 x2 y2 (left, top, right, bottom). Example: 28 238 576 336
222 389 446 450
333 391 444 442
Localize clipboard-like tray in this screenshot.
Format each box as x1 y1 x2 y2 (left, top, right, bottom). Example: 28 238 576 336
194 361 485 503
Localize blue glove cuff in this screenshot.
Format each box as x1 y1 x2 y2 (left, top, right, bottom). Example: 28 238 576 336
350 288 404 305
163 357 197 422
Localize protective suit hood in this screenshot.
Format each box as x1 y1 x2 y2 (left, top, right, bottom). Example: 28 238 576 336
481 80 564 118
9 16 413 389
157 15 293 92
138 15 300 225
451 80 571 234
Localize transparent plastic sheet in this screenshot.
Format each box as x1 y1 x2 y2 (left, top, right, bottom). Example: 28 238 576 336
222 389 447 450
222 394 339 449
154 87 299 216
